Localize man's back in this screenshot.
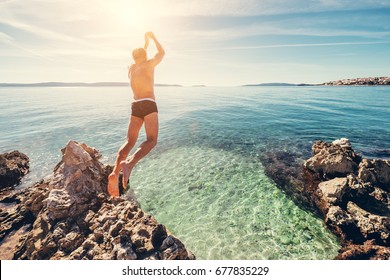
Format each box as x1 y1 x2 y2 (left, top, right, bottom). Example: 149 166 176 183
129 61 155 100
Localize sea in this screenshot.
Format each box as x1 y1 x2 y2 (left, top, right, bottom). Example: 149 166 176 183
1 85 389 260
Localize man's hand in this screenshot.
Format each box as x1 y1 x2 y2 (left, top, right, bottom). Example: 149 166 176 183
145 31 156 40
144 31 164 66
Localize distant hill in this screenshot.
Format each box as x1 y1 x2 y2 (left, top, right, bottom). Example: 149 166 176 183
155 83 183 87
0 82 127 87
0 82 183 87
243 83 295 86
243 83 316 87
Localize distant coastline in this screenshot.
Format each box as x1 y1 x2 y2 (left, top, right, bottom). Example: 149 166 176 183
322 76 390 86
1 76 389 87
244 76 390 87
243 83 317 87
0 82 182 87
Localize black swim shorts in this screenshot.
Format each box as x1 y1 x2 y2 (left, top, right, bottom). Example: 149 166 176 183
131 100 158 119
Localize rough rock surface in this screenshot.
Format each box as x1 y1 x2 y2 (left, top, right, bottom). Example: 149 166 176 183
303 139 390 260
0 141 194 260
304 140 361 179
358 159 390 192
0 151 30 189
335 241 390 260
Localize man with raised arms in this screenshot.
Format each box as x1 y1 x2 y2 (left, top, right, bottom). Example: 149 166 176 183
108 32 165 196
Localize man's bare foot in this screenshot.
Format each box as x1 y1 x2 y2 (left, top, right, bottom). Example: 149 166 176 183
120 160 134 189
108 173 119 197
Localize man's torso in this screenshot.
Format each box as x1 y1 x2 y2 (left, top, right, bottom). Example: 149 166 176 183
129 61 155 100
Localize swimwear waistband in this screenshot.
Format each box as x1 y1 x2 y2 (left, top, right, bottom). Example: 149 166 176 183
132 97 156 103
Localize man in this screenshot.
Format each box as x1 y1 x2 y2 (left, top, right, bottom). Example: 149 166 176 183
108 32 165 197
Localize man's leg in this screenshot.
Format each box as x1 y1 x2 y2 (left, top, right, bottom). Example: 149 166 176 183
108 116 143 196
121 112 158 187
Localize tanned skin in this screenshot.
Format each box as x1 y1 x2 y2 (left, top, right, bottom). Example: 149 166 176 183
108 32 165 196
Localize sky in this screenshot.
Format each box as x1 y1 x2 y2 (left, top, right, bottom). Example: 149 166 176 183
0 0 390 86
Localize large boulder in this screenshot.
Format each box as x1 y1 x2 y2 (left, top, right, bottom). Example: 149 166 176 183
1 141 194 260
43 141 107 221
318 177 348 207
0 151 30 188
304 140 361 179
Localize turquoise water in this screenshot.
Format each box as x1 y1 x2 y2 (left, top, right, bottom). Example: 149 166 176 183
1 86 390 259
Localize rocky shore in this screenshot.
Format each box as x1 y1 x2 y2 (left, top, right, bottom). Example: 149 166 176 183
303 138 390 259
0 141 194 260
2 138 389 260
261 138 390 259
323 76 390 86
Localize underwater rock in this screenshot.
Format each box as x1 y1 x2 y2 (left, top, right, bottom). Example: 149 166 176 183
188 185 204 192
259 149 319 214
303 138 390 260
0 140 194 260
0 151 30 189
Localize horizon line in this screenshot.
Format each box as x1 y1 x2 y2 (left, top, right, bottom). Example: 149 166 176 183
0 81 315 88
1 76 389 88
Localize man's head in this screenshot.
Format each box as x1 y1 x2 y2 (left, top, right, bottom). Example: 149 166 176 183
132 48 147 63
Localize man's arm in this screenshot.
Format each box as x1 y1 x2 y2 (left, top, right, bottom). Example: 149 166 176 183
146 32 165 66
144 33 149 50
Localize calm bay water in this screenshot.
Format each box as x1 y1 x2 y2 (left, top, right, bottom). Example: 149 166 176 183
1 85 389 259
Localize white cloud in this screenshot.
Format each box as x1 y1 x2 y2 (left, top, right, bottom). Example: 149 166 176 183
1 0 389 84
0 31 14 44
138 0 390 16
179 41 390 54
226 41 390 50
2 0 388 44
171 21 390 47
3 0 388 21
0 18 83 43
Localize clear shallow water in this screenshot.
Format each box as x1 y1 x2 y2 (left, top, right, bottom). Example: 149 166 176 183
131 146 338 259
1 86 390 259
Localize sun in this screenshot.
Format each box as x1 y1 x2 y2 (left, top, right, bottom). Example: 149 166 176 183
104 0 157 31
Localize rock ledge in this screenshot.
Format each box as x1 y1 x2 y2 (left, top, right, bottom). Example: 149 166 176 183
0 141 194 260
